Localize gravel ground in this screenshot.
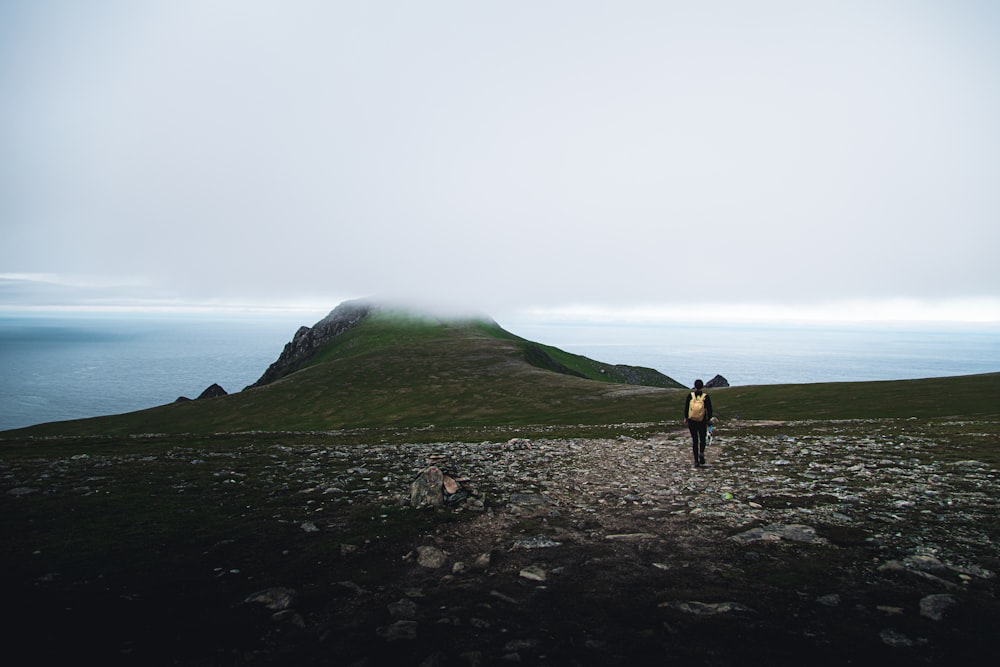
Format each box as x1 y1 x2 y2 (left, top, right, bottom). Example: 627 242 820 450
4 419 999 665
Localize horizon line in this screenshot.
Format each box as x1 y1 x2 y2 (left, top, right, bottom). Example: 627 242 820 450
1 297 1000 326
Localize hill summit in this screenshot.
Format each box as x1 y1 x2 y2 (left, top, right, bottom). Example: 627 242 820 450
5 299 689 436
249 298 683 393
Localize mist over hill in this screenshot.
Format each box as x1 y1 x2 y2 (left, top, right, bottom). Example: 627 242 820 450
250 298 684 391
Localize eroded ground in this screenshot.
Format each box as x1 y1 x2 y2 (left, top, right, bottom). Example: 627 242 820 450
3 419 999 665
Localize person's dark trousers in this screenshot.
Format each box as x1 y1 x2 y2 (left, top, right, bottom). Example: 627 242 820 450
688 419 708 464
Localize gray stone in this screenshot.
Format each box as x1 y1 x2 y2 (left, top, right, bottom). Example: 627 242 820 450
472 552 492 571
605 532 657 541
919 593 958 621
730 524 828 544
377 620 418 641
388 598 419 620
416 545 447 568
880 629 915 648
658 600 754 615
244 587 297 611
271 609 306 628
512 535 561 550
410 466 445 508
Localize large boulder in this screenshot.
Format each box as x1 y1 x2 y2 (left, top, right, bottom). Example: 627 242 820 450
410 466 445 507
175 383 228 402
197 383 228 399
705 375 730 388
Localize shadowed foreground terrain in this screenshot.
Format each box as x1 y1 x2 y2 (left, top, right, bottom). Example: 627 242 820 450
3 416 998 666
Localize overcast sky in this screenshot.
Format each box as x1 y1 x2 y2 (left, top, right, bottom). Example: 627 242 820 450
2 1 999 323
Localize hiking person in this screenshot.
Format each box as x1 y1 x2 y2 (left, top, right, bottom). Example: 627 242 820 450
684 379 713 466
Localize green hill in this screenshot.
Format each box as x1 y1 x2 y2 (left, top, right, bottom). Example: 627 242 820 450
3 302 998 439
2 304 684 437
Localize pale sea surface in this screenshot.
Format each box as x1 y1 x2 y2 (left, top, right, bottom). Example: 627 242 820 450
1 313 998 431
503 320 1000 390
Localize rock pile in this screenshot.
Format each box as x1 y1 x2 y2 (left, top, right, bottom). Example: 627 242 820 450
409 465 482 509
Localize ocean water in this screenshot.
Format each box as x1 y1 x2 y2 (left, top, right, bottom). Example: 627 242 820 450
502 320 1000 389
0 313 307 432
1 314 998 431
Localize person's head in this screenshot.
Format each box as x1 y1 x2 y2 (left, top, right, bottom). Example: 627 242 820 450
694 379 704 390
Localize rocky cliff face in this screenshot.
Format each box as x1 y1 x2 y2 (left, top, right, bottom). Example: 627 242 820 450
249 299 377 388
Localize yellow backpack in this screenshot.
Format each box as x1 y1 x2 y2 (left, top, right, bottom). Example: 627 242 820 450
688 392 707 421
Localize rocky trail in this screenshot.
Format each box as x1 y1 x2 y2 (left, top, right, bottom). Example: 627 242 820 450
4 419 999 665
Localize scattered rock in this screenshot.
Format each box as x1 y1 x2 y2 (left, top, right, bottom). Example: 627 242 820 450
335 581 367 595
410 466 445 508
388 598 419 620
490 590 521 605
377 620 418 641
244 587 297 611
877 605 905 615
880 629 916 648
508 493 554 516
505 638 540 651
471 552 492 571
416 545 447 569
271 609 306 628
9 418 1000 665
511 535 561 550
730 524 828 544
920 594 958 621
659 601 755 615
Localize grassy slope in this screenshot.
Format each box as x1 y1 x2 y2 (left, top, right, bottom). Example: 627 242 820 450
710 372 1000 421
3 312 998 438
3 315 679 437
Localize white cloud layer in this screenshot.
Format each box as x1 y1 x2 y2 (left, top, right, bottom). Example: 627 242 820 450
522 297 1000 325
2 1 999 321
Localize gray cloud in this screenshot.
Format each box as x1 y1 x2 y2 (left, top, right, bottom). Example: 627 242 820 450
2 1 999 319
